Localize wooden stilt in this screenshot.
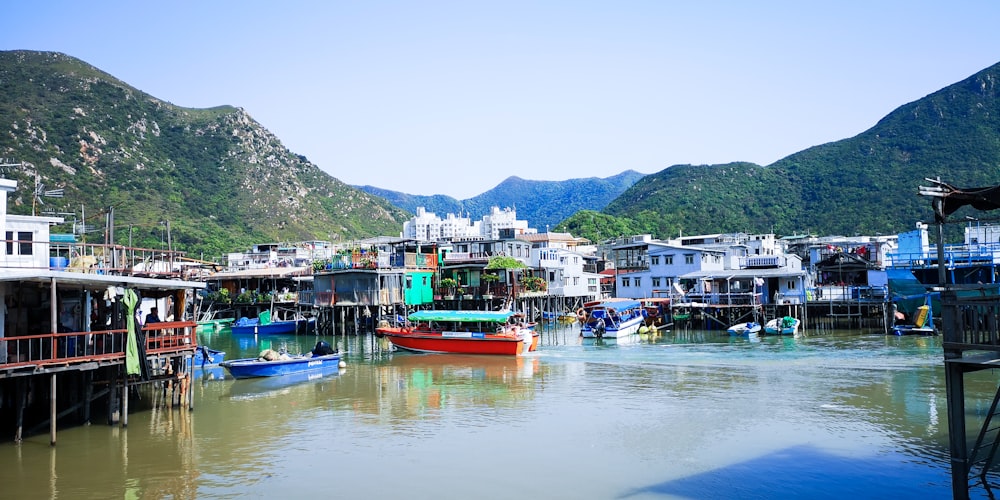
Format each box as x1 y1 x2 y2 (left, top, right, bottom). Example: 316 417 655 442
14 378 26 443
122 375 128 428
49 373 56 446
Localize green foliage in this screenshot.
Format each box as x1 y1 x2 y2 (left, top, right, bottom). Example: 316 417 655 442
519 276 547 292
485 255 528 270
207 288 231 304
481 273 500 283
438 278 458 290
588 62 1000 240
0 50 410 259
235 290 256 303
554 210 642 243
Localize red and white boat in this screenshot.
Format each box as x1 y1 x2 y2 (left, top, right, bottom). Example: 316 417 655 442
376 310 539 355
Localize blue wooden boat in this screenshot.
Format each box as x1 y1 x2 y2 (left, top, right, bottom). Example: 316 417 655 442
230 316 315 335
193 346 226 365
220 351 341 379
580 299 647 339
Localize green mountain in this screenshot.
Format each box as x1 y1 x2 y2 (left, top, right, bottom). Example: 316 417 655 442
356 170 645 231
0 50 409 259
560 61 1000 242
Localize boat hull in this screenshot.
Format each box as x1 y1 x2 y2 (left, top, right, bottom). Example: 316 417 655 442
892 325 936 336
230 318 315 335
194 346 226 365
220 353 341 379
727 322 761 336
581 316 645 338
764 318 800 335
377 328 530 355
579 299 647 339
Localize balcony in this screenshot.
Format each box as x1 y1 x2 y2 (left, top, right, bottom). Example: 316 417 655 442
1 321 197 374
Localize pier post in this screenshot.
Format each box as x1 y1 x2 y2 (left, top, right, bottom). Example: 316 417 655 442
50 373 56 446
945 361 970 500
122 376 128 428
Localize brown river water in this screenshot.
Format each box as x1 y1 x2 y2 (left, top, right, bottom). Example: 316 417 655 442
1 324 991 499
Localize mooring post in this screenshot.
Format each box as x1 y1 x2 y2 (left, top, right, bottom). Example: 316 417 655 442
49 373 57 446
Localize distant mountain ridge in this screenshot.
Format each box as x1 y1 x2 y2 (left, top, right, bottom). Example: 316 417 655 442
559 60 1000 243
356 170 645 230
0 50 409 258
5 49 999 259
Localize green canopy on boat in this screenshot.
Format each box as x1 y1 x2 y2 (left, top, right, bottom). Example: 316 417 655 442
408 310 515 323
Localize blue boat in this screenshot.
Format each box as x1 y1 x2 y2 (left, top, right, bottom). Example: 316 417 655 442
193 346 226 365
230 316 315 335
193 364 227 381
220 351 341 379
580 299 647 339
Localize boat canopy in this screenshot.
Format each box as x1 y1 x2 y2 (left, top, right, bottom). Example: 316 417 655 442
585 299 643 311
408 310 515 323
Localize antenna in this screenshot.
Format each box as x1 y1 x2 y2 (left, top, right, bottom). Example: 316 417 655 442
32 175 64 216
0 160 23 178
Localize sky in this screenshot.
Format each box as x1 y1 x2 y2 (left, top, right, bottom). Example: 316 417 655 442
4 1 1000 199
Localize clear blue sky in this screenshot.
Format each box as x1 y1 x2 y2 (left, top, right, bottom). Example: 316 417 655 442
4 1 1000 199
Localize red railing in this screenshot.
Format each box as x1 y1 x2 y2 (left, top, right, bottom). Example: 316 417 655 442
1 321 197 371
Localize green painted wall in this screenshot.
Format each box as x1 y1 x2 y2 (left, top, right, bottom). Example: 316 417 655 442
405 271 435 305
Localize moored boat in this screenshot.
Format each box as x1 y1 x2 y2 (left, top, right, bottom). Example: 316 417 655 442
220 349 341 379
375 310 537 355
196 318 234 332
580 299 646 339
764 316 800 335
230 315 315 335
194 346 226 365
727 321 761 336
640 297 672 331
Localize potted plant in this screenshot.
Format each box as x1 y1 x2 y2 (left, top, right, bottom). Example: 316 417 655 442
480 273 500 299
520 276 547 293
439 277 458 299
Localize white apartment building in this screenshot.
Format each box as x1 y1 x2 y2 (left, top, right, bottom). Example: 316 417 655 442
402 206 535 242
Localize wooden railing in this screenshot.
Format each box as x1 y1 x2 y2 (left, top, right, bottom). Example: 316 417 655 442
941 286 1000 354
1 321 197 371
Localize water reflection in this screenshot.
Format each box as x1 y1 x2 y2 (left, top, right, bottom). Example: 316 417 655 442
1 323 984 498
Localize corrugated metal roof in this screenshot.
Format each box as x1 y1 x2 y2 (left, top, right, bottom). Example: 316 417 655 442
207 266 310 279
678 268 807 279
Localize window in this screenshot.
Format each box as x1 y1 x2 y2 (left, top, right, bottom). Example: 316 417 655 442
8 231 32 255
622 277 631 287
664 255 673 265
651 256 659 265
652 278 661 287
406 276 413 289
684 254 694 265
634 278 641 287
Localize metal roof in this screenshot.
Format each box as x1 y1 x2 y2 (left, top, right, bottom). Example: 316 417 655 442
207 266 311 279
0 269 205 290
678 268 807 280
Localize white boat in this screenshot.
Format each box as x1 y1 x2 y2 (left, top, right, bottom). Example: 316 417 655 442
727 321 761 336
764 316 800 335
580 299 647 339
